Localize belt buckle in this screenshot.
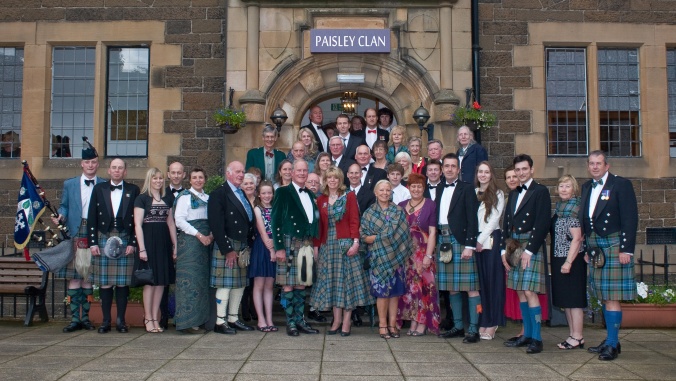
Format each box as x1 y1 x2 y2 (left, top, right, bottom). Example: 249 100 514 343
440 228 451 236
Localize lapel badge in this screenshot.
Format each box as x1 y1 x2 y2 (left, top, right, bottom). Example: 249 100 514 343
322 202 327 209
379 136 385 140
125 193 130 198
601 190 610 201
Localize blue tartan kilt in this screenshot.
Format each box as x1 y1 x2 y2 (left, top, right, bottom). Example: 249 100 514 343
587 232 636 301
210 240 249 289
276 236 313 287
90 232 133 286
56 218 87 280
436 228 479 292
506 231 545 293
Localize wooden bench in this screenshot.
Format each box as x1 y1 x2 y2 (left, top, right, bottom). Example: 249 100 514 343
0 257 49 326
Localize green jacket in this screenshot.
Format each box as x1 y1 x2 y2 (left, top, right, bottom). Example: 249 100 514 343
271 184 319 250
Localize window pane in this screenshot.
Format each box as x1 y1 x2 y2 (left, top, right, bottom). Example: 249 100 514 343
106 47 149 157
50 46 96 158
598 48 641 157
545 47 588 156
668 49 676 157
0 47 23 159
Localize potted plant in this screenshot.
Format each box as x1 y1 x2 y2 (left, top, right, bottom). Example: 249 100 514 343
619 282 676 328
213 106 247 134
87 286 145 327
451 101 497 131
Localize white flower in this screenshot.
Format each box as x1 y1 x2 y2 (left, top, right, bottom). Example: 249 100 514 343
663 289 675 302
636 282 648 299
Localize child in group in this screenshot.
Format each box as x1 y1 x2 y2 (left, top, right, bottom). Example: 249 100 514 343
388 163 411 205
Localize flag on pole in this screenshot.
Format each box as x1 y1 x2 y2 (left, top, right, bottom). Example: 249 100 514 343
14 171 46 250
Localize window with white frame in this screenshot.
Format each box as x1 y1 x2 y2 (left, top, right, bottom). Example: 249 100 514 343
0 47 23 159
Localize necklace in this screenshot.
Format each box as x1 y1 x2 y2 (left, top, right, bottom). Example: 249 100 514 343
408 198 424 213
152 195 161 202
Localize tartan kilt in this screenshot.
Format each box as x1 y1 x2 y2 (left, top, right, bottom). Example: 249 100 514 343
56 218 88 280
436 228 479 292
587 232 636 301
276 236 313 287
506 231 545 293
210 240 249 289
90 232 133 286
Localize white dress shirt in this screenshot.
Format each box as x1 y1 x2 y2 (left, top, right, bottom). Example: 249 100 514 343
313 123 328 152
292 182 314 223
365 128 378 149
588 171 609 218
514 178 533 212
80 175 95 218
174 188 209 236
110 181 123 217
391 183 411 205
438 180 457 225
427 181 441 201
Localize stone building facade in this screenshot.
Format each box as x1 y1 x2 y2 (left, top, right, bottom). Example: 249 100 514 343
0 0 674 248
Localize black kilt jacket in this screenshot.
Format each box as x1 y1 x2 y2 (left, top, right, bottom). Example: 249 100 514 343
435 179 479 247
500 180 551 254
207 183 255 254
87 181 140 247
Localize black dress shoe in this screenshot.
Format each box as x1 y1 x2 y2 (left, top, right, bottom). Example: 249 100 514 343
63 322 82 333
598 344 619 361
81 320 95 331
504 336 532 347
462 333 480 343
98 324 111 334
588 340 621 354
526 339 543 354
286 325 299 337
297 321 320 334
116 323 129 333
229 320 254 331
506 335 522 342
213 324 237 335
438 327 465 338
307 310 327 322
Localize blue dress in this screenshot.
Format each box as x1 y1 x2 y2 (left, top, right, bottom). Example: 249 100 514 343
248 206 276 278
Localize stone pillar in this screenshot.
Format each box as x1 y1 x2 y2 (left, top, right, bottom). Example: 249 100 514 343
439 2 453 89
246 4 260 90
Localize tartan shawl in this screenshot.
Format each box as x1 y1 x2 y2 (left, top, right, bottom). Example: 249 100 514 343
361 202 412 286
554 196 580 219
173 189 207 210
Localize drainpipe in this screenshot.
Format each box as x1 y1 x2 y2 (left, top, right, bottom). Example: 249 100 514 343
221 0 228 172
471 0 482 144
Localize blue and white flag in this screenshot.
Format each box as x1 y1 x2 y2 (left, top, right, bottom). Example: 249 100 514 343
14 172 46 250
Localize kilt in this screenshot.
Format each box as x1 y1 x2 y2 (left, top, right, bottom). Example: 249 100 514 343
56 218 88 280
506 231 545 293
588 232 636 301
276 236 313 287
90 231 133 286
436 225 479 292
211 240 249 289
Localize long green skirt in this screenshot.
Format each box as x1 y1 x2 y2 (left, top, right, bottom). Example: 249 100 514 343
174 219 211 330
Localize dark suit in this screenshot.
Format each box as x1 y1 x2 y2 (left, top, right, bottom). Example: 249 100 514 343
423 179 445 202
579 173 638 254
457 143 488 185
208 182 255 255
87 181 139 248
302 122 327 152
245 147 286 182
352 185 376 217
334 156 356 186
435 180 479 247
363 128 389 150
338 133 365 161
501 181 550 255
361 165 388 192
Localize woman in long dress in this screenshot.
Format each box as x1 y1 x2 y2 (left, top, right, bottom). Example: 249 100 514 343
173 167 214 332
134 168 177 333
312 167 372 336
396 173 440 335
361 180 412 339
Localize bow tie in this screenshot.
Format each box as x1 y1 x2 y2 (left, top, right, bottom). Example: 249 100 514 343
592 178 604 188
172 187 183 194
84 179 95 186
428 184 437 190
110 184 122 191
517 184 528 193
265 151 274 158
361 167 368 172
367 129 377 134
444 182 456 188
298 187 308 193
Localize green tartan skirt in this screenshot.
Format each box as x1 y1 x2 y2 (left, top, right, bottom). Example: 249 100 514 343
588 232 636 301
90 231 133 286
436 225 479 292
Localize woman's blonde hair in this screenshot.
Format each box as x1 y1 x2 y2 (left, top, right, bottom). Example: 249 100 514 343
141 167 166 198
297 127 318 158
394 151 412 180
557 174 580 196
388 125 408 146
321 166 347 195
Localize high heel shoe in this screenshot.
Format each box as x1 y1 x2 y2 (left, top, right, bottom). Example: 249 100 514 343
480 326 498 340
379 326 391 339
151 319 164 332
558 336 584 350
143 318 159 333
388 326 400 339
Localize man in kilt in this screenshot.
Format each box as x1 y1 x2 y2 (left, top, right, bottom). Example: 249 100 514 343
501 154 551 354
88 158 140 333
580 150 638 361
51 140 104 333
207 161 255 335
271 159 321 336
436 153 480 343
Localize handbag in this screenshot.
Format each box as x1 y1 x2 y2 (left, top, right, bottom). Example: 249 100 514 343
237 247 251 269
133 260 154 287
587 246 606 269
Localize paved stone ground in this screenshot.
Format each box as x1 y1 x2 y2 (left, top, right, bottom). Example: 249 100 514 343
0 320 675 380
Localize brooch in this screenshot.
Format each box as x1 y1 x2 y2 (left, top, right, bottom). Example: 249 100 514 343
125 194 130 198
601 190 610 201
322 202 327 209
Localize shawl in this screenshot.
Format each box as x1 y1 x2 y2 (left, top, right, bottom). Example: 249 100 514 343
554 196 580 219
361 202 412 286
332 193 347 222
173 189 208 210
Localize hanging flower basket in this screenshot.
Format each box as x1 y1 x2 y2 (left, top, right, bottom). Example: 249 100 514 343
213 106 247 134
451 101 496 131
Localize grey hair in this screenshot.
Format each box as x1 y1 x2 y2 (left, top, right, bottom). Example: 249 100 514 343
244 172 258 186
262 124 279 137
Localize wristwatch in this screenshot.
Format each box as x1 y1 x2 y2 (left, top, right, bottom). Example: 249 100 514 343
425 255 433 259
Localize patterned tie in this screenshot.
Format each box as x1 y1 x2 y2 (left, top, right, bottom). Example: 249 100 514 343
235 188 253 220
265 151 274 158
592 178 604 188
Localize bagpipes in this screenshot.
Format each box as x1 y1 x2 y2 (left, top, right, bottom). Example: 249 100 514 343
18 160 73 271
